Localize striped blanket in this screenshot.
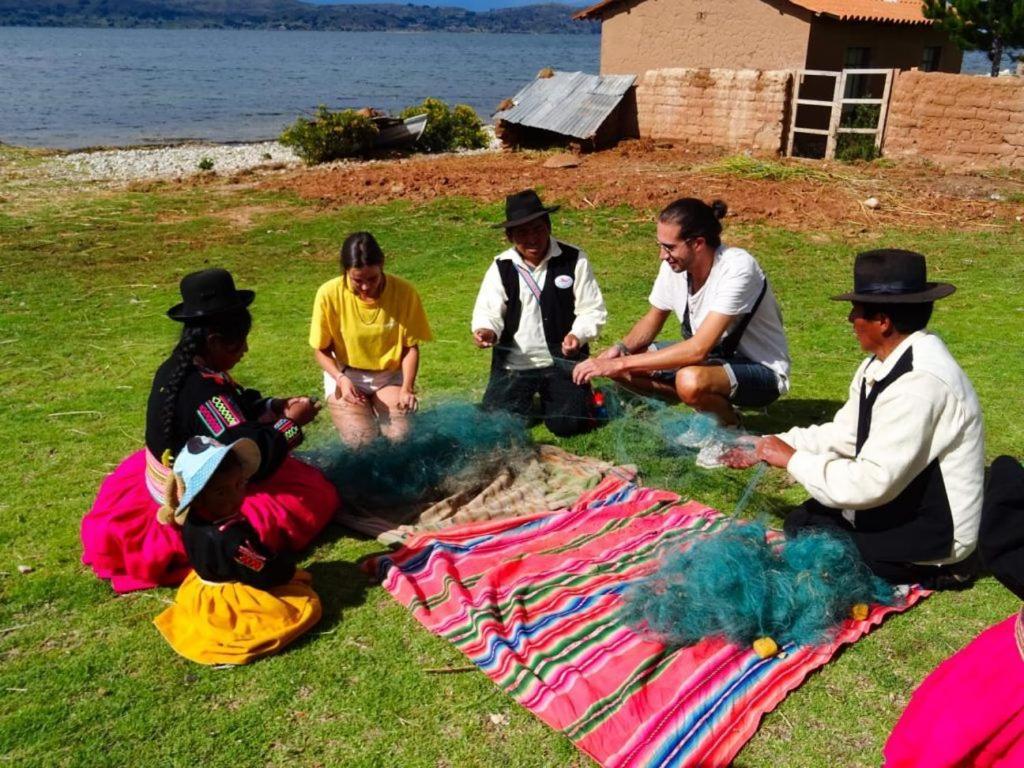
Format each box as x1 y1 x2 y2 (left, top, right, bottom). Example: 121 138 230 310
370 475 928 767
338 444 634 544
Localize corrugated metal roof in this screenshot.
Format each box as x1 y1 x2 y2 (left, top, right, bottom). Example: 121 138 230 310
493 71 636 141
575 0 931 24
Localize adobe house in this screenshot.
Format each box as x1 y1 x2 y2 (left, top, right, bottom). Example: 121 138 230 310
573 0 962 77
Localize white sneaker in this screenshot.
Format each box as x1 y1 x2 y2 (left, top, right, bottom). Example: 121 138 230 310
668 414 719 450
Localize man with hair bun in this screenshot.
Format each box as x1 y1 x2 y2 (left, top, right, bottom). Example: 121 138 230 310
573 197 790 465
725 249 985 589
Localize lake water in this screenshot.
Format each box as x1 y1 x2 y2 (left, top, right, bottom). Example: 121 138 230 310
0 27 600 148
0 26 998 149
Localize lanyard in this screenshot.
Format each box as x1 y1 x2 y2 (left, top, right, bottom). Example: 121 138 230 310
514 263 544 305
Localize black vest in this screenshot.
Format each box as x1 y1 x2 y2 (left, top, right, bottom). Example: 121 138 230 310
682 277 768 359
852 347 955 562
494 242 589 367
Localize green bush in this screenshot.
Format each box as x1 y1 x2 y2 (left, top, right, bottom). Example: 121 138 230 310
279 105 379 165
836 104 881 162
399 98 488 153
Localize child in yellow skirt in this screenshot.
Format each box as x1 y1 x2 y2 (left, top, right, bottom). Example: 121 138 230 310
153 435 321 665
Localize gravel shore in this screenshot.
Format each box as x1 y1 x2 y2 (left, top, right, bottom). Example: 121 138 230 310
45 141 300 182
41 127 501 183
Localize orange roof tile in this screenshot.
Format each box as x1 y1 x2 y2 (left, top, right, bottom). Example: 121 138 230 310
787 0 930 24
575 0 931 24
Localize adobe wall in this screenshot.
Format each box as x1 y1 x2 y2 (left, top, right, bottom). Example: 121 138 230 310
805 19 962 74
635 68 792 152
598 0 810 76
884 70 1024 170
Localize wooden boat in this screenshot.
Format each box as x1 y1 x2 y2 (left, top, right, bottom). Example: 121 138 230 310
372 113 428 149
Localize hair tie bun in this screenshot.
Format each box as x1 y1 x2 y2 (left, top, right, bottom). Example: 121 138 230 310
156 503 176 526
156 472 186 526
710 200 728 220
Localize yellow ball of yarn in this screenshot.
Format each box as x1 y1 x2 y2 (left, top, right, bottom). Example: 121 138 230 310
752 637 779 658
850 603 870 621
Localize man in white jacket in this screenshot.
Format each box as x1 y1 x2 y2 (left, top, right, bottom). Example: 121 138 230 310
726 249 984 588
472 190 607 437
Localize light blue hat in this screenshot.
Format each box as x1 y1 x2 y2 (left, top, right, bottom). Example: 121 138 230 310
167 435 260 525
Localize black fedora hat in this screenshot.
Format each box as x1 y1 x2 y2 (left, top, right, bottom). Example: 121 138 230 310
831 249 956 304
492 189 560 229
167 268 255 322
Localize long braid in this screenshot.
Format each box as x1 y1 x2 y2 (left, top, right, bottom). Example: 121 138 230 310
158 309 253 462
160 325 205 459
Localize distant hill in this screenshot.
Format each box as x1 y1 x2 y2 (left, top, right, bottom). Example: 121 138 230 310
301 0 579 10
0 0 598 33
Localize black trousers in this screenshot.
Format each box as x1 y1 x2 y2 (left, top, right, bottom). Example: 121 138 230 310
979 455 1024 601
481 363 593 438
784 499 977 589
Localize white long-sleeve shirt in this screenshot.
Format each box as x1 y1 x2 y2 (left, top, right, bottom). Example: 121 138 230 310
779 330 985 565
471 239 607 371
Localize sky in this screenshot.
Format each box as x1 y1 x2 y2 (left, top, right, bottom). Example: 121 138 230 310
300 0 579 10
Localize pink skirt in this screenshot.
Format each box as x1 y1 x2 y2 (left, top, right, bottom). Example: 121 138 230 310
884 612 1024 767
81 450 340 593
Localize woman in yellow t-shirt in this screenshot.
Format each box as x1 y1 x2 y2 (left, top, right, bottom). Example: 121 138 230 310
309 232 432 446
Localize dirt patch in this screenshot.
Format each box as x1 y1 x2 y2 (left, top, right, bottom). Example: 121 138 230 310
265 143 1024 233
210 204 284 229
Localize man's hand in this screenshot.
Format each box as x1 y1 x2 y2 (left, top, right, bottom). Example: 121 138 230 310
755 435 796 469
473 328 497 349
396 387 418 413
283 396 319 426
597 345 622 361
573 357 621 385
561 333 581 358
721 436 762 469
336 374 367 406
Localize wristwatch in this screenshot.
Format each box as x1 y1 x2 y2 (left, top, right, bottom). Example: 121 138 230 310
614 340 630 356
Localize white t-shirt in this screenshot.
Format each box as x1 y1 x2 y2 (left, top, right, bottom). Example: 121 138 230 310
648 245 791 392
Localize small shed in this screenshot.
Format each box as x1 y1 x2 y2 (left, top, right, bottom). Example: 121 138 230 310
573 0 962 78
493 70 638 150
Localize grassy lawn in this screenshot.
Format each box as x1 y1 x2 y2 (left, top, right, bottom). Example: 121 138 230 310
1 164 1022 767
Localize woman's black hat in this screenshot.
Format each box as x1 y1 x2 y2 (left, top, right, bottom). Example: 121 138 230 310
831 249 956 304
492 189 560 229
167 268 255 322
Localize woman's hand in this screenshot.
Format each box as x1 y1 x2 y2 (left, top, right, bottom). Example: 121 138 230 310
396 387 418 413
336 374 367 406
283 396 320 426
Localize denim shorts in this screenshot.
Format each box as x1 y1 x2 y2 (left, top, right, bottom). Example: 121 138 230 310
648 342 781 408
720 356 782 407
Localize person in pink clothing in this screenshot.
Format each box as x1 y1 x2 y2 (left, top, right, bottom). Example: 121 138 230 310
81 268 339 592
884 455 1024 766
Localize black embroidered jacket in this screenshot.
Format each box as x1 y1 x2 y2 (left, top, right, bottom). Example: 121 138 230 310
145 358 301 482
181 514 296 589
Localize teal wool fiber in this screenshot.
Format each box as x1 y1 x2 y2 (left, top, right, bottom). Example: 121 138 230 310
623 521 896 648
603 386 752 461
598 386 770 513
302 401 530 507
